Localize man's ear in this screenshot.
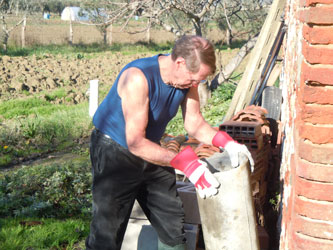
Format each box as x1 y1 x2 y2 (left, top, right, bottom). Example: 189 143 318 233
175 57 186 69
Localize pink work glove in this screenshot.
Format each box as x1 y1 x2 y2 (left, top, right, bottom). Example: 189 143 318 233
212 131 254 171
170 146 220 199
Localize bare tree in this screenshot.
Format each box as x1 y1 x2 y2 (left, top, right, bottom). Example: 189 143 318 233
0 0 41 51
0 0 24 52
214 0 268 47
78 0 269 106
211 34 258 87
79 0 221 40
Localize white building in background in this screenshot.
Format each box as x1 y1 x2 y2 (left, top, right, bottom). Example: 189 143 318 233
61 7 90 21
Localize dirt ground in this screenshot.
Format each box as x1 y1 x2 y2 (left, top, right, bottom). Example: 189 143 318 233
0 50 244 105
0 51 154 104
0 17 252 115
1 15 247 104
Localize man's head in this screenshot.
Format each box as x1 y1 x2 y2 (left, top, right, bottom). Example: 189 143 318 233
171 35 216 75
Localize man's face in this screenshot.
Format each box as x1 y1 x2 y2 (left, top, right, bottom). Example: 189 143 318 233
174 59 211 89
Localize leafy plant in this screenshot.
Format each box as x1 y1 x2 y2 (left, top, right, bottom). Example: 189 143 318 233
165 83 236 135
0 160 92 218
0 102 91 167
19 116 40 138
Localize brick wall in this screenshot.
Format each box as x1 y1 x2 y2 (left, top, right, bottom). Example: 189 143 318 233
280 0 333 249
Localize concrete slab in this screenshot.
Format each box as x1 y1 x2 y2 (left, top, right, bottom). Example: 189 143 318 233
121 201 198 250
121 218 158 250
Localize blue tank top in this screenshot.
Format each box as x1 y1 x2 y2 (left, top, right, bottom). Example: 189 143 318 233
93 54 189 148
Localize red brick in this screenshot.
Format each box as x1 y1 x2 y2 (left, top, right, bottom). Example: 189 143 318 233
295 195 333 221
293 231 333 249
301 0 333 7
298 139 333 164
299 6 333 24
294 214 333 240
303 25 333 44
301 105 333 125
295 174 333 201
302 61 333 85
299 122 333 144
303 85 333 105
297 158 333 182
302 41 333 64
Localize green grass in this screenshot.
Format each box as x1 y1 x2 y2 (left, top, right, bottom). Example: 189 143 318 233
3 42 173 57
3 38 248 58
0 217 89 250
0 99 92 167
44 88 68 102
0 97 53 120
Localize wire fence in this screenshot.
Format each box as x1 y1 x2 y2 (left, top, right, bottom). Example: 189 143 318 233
5 14 177 47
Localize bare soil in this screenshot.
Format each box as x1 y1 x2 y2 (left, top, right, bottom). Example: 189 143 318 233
0 51 244 105
0 51 154 104
1 15 246 104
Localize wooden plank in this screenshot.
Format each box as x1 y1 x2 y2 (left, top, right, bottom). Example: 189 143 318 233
266 63 282 87
223 0 286 122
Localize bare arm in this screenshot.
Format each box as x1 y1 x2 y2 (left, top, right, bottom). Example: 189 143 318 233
118 67 176 166
181 86 218 144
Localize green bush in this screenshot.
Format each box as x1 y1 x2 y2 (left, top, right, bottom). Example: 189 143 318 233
165 83 236 135
202 83 236 126
0 161 92 218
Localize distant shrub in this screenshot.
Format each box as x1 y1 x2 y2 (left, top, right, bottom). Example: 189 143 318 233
0 161 92 218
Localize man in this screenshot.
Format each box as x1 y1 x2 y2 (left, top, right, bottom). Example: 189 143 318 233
86 35 254 250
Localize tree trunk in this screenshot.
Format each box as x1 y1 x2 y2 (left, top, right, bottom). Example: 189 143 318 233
108 24 113 45
2 33 8 52
69 15 73 45
193 18 202 36
211 35 259 89
198 82 211 108
21 16 26 48
103 28 107 44
16 2 19 16
147 18 151 44
226 28 232 48
1 16 8 53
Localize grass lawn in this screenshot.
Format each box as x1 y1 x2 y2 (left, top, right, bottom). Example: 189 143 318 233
0 217 89 250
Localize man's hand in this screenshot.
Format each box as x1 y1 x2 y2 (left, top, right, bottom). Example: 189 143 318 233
212 131 254 171
170 146 220 199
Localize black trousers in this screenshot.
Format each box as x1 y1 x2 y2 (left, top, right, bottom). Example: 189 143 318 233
85 129 186 250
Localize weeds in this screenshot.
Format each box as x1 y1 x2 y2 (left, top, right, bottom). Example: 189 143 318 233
4 42 173 58
0 160 92 218
165 83 236 135
44 88 67 102
0 97 51 120
19 116 40 138
0 101 91 167
0 217 90 250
